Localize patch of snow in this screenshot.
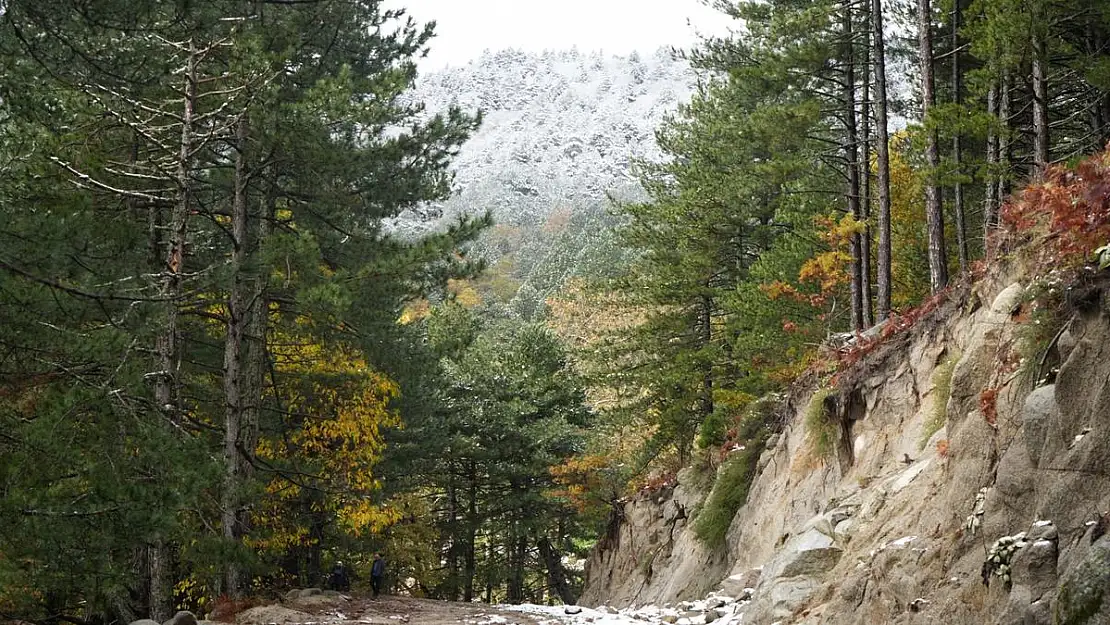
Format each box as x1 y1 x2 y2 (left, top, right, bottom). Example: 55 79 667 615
501 597 751 625
890 535 919 548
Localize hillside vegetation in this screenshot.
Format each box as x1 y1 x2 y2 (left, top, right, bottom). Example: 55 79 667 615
1 0 1110 622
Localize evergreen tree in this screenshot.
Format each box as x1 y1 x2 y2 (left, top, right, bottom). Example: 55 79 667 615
0 0 487 616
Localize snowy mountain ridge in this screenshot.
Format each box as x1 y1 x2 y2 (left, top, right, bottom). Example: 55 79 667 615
399 46 695 231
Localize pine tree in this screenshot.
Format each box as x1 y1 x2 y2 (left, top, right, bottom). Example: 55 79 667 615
873 0 895 319
0 0 489 615
919 0 950 292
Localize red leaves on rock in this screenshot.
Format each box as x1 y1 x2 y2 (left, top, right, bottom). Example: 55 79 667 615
979 387 999 427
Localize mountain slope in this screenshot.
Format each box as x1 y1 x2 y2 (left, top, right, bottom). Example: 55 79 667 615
396 48 694 313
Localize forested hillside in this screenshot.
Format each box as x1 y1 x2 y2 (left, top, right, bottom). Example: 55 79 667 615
2 0 1110 623
393 48 693 318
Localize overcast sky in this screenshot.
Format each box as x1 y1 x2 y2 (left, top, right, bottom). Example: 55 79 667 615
387 0 735 69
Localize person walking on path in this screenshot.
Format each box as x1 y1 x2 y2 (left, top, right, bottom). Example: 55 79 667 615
370 552 386 599
328 561 351 592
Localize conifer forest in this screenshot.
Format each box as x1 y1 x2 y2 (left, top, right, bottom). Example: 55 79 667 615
2 0 1110 622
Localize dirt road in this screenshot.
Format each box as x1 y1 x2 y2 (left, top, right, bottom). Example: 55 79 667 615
338 596 543 625
240 593 546 625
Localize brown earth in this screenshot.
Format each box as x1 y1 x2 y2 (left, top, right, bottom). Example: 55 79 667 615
235 594 543 625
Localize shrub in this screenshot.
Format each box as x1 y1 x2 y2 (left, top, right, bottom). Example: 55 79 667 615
980 387 1000 426
1014 279 1069 385
693 449 759 546
804 388 836 458
999 149 1110 272
697 407 729 450
692 397 778 546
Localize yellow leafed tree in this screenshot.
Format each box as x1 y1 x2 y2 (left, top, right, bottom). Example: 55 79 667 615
251 335 403 560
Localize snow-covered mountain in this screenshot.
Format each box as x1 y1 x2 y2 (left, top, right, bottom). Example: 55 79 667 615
408 47 693 227
396 47 694 315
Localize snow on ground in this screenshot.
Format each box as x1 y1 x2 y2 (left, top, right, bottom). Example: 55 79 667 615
497 594 750 625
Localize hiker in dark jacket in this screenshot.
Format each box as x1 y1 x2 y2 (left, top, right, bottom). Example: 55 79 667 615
370 552 385 598
328 561 350 592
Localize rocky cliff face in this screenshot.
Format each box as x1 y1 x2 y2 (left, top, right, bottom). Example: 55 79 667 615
582 265 1110 625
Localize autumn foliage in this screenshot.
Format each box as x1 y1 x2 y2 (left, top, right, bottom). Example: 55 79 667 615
252 337 402 553
999 147 1110 271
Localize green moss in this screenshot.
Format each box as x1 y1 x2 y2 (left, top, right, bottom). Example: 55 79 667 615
693 450 758 546
692 397 778 546
805 388 836 458
1056 538 1110 625
1014 280 1069 386
919 355 957 450
637 548 658 578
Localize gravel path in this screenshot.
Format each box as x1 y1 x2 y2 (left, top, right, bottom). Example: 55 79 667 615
242 594 544 625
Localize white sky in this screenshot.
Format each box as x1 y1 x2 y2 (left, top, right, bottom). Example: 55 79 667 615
388 0 735 69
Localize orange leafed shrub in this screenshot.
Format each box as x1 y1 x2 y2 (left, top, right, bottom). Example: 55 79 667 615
999 147 1110 268
936 439 950 458
829 289 951 381
549 454 612 512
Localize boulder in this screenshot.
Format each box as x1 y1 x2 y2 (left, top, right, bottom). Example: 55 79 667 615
1054 535 1110 625
704 597 726 610
235 605 312 625
771 528 843 578
1029 520 1059 542
833 519 854 545
1056 326 1078 362
1011 539 1058 601
163 612 198 625
765 576 823 621
990 283 1025 315
131 620 160 625
1022 385 1057 468
564 606 583 615
719 569 761 599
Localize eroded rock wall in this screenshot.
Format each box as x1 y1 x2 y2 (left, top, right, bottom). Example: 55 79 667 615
579 474 729 608
582 272 1110 625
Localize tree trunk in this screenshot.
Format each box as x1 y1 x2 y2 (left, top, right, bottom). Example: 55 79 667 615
485 541 495 604
463 461 478 602
860 0 874 328
537 537 576 605
506 517 525 604
950 0 968 272
844 0 864 332
148 38 200 620
147 541 170 621
984 82 1000 244
446 470 460 601
306 501 326 586
998 72 1012 201
872 0 894 319
221 116 251 598
693 294 713 463
919 0 949 292
1031 28 1049 176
